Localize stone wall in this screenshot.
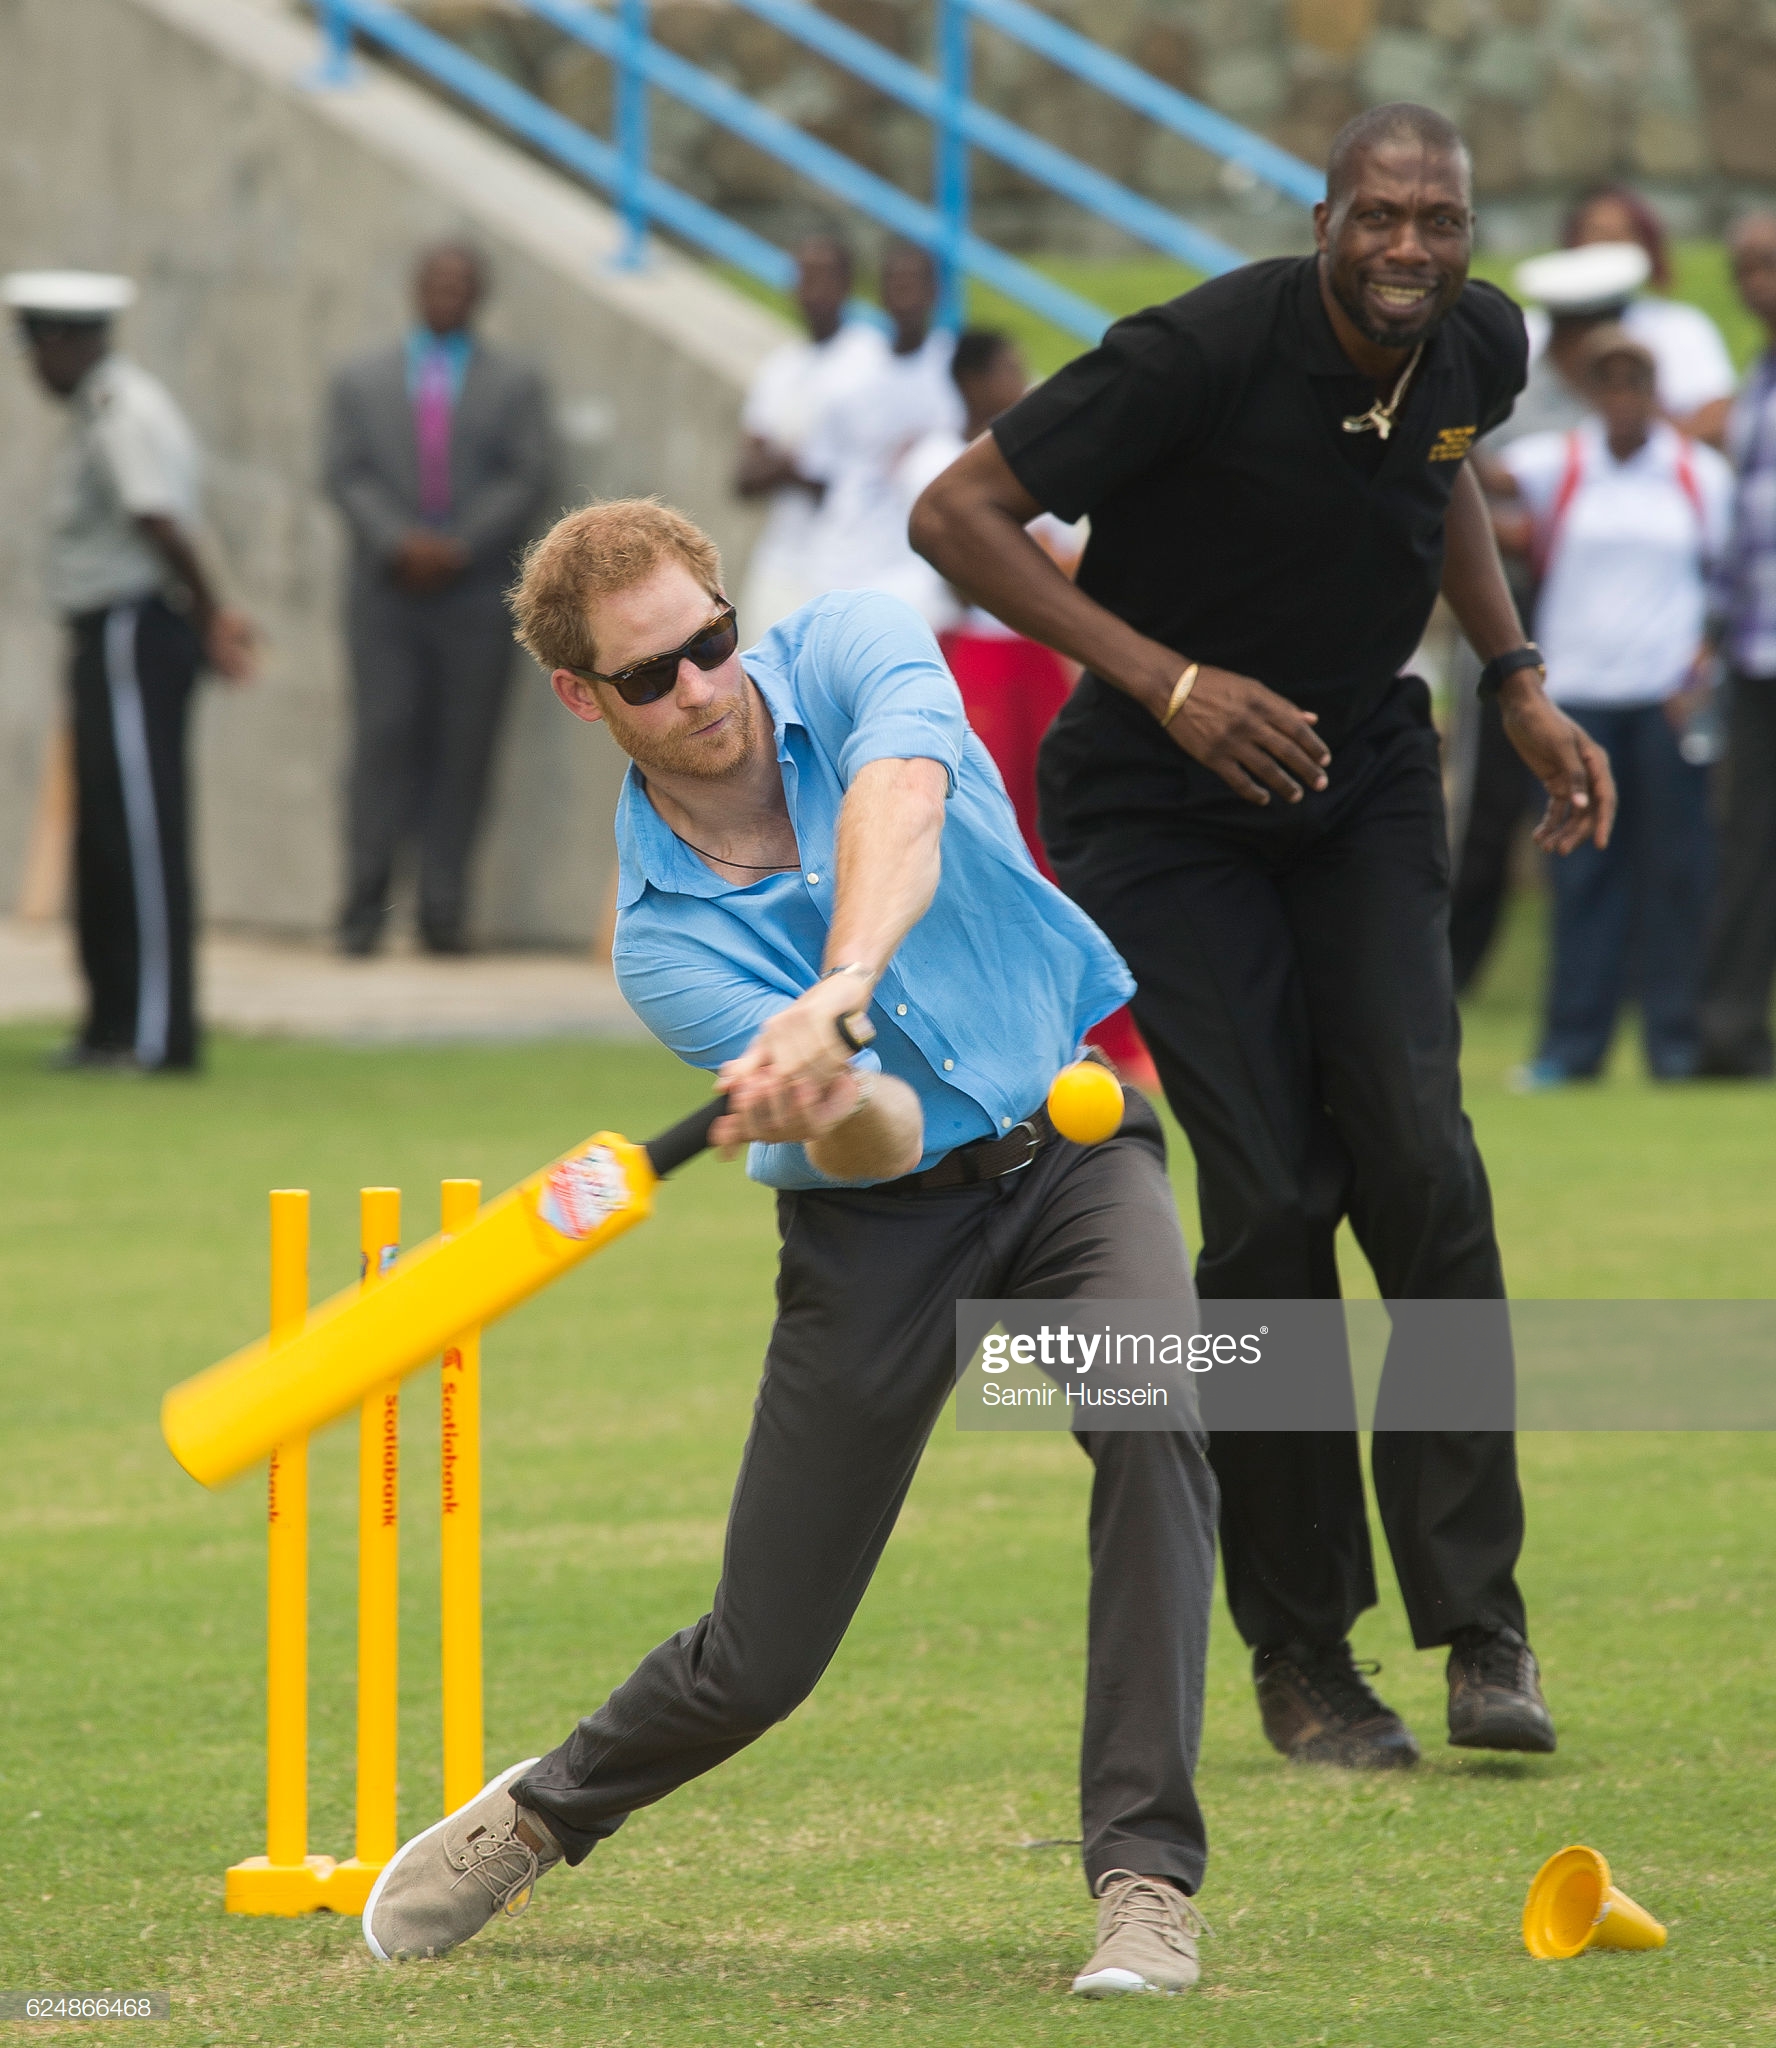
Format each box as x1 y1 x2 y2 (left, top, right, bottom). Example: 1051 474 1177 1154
426 0 1776 253
0 0 787 944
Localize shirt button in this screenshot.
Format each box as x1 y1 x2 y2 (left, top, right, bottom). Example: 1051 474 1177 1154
896 1003 908 1016
1001 1116 1012 1127
943 1059 954 1071
805 872 820 884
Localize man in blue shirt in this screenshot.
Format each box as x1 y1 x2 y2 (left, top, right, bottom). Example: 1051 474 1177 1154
362 499 1218 1998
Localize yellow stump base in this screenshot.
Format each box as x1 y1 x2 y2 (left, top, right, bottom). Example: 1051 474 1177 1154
225 1853 383 1917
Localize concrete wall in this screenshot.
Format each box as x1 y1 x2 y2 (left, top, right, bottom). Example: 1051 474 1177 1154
0 0 791 944
433 0 1776 258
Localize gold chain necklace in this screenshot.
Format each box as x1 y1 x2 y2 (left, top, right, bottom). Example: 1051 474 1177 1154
1342 342 1425 442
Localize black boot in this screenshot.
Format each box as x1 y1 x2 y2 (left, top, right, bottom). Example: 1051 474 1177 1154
1446 1625 1557 1753
1254 1640 1419 1769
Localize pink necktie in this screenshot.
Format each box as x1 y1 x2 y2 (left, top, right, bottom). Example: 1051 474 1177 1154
415 349 453 520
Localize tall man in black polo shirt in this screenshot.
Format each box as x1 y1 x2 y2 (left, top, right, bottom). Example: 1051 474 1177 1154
913 104 1615 1768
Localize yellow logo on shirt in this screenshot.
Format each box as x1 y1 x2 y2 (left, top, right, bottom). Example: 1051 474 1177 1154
1429 424 1477 462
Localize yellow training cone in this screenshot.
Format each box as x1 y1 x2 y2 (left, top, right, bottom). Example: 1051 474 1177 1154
1522 1845 1667 1958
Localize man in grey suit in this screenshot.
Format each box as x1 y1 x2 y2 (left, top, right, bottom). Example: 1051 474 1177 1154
326 243 556 954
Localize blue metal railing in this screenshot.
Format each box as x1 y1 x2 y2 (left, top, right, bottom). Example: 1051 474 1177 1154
713 0 1258 288
314 0 1321 346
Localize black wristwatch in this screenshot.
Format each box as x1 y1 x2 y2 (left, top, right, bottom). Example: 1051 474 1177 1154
834 1011 876 1054
1477 645 1545 700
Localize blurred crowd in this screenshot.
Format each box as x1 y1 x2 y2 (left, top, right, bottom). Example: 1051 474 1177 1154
10 182 1776 1085
1449 186 1776 1086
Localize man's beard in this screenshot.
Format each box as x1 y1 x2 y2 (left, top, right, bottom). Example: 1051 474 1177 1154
606 675 759 782
1329 264 1460 351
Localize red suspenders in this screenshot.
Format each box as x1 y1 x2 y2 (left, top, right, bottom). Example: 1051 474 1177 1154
1534 428 1706 580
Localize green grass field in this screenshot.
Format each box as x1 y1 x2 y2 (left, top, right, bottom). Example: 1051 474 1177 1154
4 900 1774 2046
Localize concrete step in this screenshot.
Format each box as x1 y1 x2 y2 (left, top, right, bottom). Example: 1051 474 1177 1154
0 919 645 1044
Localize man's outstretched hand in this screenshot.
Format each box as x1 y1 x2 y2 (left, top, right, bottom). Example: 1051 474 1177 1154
1499 673 1616 854
1164 663 1331 805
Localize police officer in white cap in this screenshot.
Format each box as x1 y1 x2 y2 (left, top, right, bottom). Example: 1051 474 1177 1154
4 269 254 1071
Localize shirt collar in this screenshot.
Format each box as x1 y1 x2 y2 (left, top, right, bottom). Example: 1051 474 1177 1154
405 326 475 395
1582 416 1678 469
614 666 806 909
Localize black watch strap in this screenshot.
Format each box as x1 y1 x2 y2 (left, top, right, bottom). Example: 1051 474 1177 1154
1478 644 1545 700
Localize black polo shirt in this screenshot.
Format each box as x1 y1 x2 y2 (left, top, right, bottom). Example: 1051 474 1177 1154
993 254 1526 773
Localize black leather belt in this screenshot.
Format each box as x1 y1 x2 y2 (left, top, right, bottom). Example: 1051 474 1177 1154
874 1104 1052 1194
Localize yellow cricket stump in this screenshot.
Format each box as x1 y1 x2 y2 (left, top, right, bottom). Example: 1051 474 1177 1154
225 1182 488 1916
338 1189 402 1902
439 1180 485 1812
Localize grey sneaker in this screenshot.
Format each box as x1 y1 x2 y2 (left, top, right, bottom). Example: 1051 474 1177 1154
363 1759 562 1963
1071 1869 1209 1997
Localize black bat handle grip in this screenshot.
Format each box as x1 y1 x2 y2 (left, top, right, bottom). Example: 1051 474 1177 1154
644 1094 730 1178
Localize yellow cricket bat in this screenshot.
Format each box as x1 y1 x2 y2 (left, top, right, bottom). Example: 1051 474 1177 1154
161 1098 726 1490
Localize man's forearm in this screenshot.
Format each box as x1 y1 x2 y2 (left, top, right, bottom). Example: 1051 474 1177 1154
805 1074 924 1181
823 756 949 982
911 445 1178 718
137 515 219 631
1441 460 1529 662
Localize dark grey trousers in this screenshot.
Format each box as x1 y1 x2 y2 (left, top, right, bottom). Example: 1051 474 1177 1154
340 571 516 947
517 1097 1218 1896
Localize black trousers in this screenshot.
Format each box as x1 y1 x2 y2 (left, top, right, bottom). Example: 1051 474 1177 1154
517 1097 1218 1896
341 572 515 947
68 598 201 1070
1041 678 1525 1654
1449 693 1539 996
1699 671 1776 1074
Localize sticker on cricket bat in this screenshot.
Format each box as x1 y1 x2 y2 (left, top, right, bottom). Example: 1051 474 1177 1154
537 1145 631 1240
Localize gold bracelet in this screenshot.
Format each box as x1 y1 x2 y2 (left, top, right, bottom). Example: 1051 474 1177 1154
1160 663 1200 729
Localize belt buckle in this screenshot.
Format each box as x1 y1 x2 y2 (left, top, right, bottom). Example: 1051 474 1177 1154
1000 1117 1040 1176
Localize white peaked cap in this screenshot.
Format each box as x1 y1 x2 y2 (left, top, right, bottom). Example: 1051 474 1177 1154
1 270 137 318
1513 242 1652 317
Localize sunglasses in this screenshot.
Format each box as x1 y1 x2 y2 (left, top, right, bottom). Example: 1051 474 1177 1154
572 601 739 706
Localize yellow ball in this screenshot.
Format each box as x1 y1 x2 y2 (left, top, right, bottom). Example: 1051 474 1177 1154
1046 1060 1124 1145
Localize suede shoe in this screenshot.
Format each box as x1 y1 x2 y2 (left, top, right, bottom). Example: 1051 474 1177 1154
1447 1625 1557 1753
363 1759 562 1962
1255 1640 1420 1769
1071 1870 1208 1996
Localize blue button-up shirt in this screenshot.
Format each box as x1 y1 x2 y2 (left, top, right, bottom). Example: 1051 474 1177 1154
612 589 1135 1188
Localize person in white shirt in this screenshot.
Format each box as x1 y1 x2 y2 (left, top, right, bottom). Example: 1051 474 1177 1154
734 235 886 635
4 269 254 1072
1493 328 1733 1086
1550 186 1738 444
799 241 964 603
897 333 1086 850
